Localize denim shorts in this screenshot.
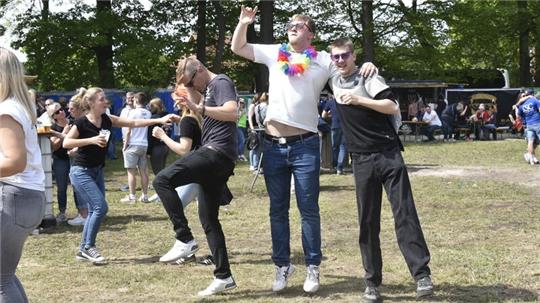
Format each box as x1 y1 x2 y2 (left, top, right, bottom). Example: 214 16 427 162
526 124 540 142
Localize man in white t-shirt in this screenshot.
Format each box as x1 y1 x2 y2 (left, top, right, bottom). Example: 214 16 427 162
120 92 151 203
231 6 376 294
421 105 442 142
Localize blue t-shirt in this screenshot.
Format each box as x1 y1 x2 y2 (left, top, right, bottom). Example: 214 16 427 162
518 97 540 126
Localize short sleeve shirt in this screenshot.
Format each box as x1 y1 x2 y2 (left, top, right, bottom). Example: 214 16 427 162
72 113 112 167
252 44 337 133
180 116 202 150
202 74 238 161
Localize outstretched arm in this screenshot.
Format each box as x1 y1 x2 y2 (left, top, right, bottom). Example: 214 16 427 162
231 5 258 61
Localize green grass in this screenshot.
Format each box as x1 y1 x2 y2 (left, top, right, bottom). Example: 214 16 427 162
19 139 540 302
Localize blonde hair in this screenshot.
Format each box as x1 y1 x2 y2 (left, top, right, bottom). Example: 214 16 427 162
71 87 103 112
149 97 166 115
175 55 201 85
0 47 37 123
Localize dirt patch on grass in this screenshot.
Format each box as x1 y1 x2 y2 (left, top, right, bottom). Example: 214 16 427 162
409 165 540 194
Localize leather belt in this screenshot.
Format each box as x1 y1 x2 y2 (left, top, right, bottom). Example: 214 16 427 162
264 132 317 145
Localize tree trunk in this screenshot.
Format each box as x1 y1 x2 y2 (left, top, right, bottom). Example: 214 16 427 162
212 1 225 73
41 0 49 20
518 1 531 86
360 0 374 62
535 37 540 86
255 0 274 93
95 0 115 88
196 0 206 65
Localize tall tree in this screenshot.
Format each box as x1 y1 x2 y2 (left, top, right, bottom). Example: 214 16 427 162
95 0 115 88
196 0 206 65
517 0 531 86
212 1 225 73
256 0 274 92
359 0 374 62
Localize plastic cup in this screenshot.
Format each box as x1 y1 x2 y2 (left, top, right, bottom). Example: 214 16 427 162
99 129 111 142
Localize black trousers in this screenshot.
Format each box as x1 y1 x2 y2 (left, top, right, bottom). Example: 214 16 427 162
153 146 235 279
351 148 431 287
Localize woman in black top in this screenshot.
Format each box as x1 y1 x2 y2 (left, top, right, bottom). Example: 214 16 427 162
63 87 172 264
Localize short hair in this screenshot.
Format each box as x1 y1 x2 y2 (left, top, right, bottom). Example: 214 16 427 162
291 14 316 35
134 92 148 106
329 38 354 53
175 56 201 85
148 97 165 114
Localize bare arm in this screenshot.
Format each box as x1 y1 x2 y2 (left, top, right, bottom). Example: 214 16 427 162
109 113 171 128
231 6 257 61
0 115 27 177
63 125 107 149
247 104 256 129
181 87 239 122
153 127 193 156
339 94 399 115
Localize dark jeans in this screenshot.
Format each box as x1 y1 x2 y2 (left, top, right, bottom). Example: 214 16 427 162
331 128 347 172
149 144 169 175
441 117 454 140
423 125 441 141
52 155 70 213
153 146 235 279
351 148 431 287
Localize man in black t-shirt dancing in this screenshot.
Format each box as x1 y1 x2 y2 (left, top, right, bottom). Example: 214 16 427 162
329 38 433 303
152 56 238 297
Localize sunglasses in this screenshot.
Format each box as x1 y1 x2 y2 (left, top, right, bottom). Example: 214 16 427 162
53 109 62 116
286 22 312 32
330 52 352 62
185 70 198 87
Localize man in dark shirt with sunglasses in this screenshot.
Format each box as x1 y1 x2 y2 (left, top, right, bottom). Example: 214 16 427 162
329 38 433 303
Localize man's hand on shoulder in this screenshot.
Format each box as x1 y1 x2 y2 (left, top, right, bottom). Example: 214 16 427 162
358 62 378 78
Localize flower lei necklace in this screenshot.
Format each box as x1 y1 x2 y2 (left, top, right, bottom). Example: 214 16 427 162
277 43 318 76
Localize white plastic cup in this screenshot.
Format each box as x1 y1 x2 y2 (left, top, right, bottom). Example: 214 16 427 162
99 129 111 142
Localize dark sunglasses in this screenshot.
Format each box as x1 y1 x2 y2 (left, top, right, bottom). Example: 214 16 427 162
330 52 352 62
53 109 62 116
286 22 312 32
185 70 198 87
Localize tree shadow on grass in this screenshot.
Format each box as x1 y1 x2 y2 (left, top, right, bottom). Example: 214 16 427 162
406 163 440 173
381 282 538 302
319 184 356 192
103 214 168 227
230 251 328 266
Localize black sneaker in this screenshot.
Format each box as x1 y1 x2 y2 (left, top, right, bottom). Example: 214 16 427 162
81 246 107 264
416 276 434 299
363 286 382 303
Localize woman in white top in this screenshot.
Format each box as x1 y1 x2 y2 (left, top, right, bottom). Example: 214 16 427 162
0 47 46 303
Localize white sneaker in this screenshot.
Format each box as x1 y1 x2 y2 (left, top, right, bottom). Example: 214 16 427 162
303 265 320 293
138 195 149 203
159 239 199 263
197 276 237 296
120 194 136 204
80 246 107 264
148 193 160 202
524 153 531 163
272 264 295 292
533 156 539 164
68 214 87 226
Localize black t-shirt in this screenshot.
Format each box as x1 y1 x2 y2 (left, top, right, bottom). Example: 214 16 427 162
72 114 112 167
180 116 202 150
332 72 402 153
51 123 69 160
201 74 238 161
147 112 167 153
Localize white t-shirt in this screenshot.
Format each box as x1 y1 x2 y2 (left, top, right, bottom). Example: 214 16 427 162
253 44 336 133
119 106 132 140
126 107 151 146
422 110 442 127
0 97 45 191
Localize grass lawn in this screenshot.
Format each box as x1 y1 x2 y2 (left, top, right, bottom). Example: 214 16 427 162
19 139 540 302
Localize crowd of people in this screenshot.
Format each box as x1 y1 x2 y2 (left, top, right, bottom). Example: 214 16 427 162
9 4 539 302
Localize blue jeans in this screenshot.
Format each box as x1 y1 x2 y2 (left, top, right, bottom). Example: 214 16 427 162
262 134 322 266
52 156 70 213
237 127 246 157
69 165 108 249
331 128 347 172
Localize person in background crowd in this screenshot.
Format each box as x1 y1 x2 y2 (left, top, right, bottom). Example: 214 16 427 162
64 95 89 226
329 38 433 303
63 87 171 265
322 94 347 175
105 99 117 160
120 92 152 203
0 47 46 303
119 92 135 192
147 97 171 202
47 102 87 224
236 98 247 161
440 101 466 142
247 92 268 172
152 56 239 296
422 105 442 142
517 89 540 165
232 6 376 293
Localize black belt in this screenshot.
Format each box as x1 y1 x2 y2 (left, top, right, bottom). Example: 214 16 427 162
264 132 317 145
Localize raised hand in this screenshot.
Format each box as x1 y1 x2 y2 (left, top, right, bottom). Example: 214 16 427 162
239 5 258 25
